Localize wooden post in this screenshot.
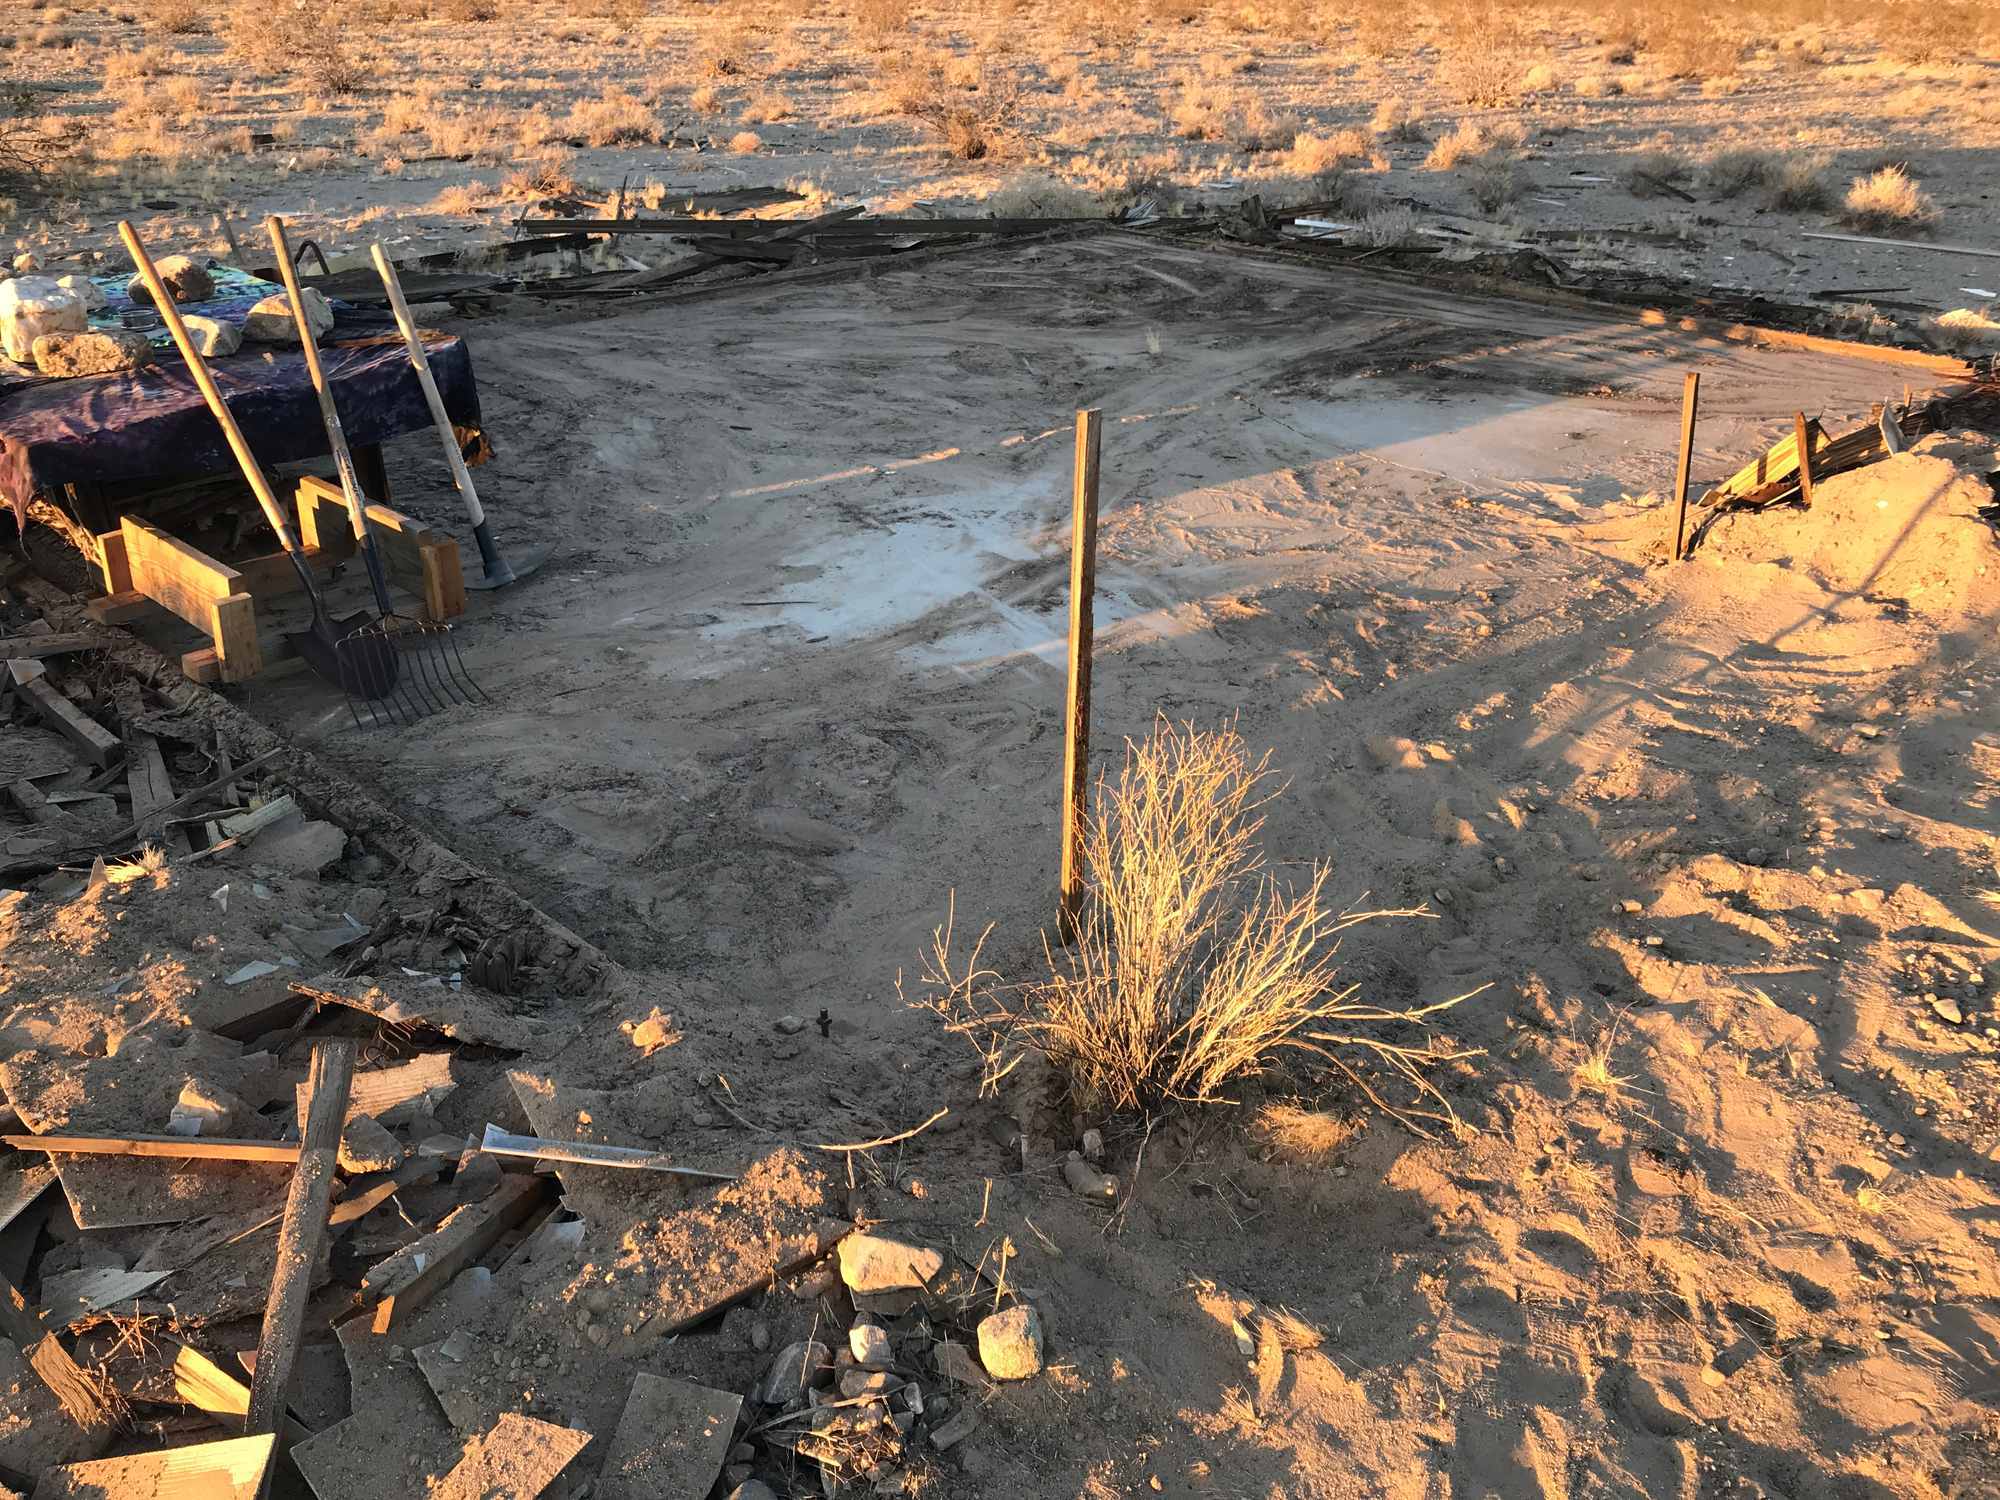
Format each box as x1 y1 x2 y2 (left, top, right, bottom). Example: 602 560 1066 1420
1666 371 1700 562
246 1040 354 1445
1058 408 1103 944
1794 411 1815 511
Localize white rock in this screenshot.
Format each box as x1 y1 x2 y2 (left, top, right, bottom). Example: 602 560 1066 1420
53 274 107 311
182 314 242 357
976 1304 1043 1381
243 287 332 344
0 278 85 363
837 1233 944 1295
849 1322 892 1368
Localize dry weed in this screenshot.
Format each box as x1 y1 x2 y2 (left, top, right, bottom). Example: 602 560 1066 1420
1842 165 1937 231
689 83 724 115
567 88 661 146
741 90 793 124
1620 147 1691 197
1357 204 1418 247
1251 1102 1350 1163
916 720 1473 1123
146 0 207 32
1370 97 1424 142
1763 155 1830 211
1464 155 1521 214
728 129 762 154
1286 128 1371 176
1424 121 1491 171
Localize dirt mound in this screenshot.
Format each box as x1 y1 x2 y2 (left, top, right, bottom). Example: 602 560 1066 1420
1698 436 1998 616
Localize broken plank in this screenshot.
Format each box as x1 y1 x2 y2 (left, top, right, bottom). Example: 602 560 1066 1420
595 1375 740 1500
0 1268 117 1439
292 973 542 1053
248 1040 355 1439
296 1053 454 1131
125 731 190 857
2 1133 303 1163
13 678 119 769
6 781 73 830
478 1124 736 1182
0 633 104 660
1800 229 2000 259
364 1173 549 1333
32 1433 275 1500
429 1413 592 1500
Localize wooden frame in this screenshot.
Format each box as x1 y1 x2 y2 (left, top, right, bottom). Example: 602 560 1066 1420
83 474 466 685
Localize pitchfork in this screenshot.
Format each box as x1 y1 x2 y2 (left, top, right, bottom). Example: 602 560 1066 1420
267 217 487 729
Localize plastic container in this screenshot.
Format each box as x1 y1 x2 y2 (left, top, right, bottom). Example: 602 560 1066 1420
0 277 86 363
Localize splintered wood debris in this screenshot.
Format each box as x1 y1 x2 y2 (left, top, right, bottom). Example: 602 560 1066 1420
0 586 1059 1498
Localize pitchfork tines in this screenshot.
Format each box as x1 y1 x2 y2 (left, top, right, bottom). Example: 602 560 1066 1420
334 614 487 729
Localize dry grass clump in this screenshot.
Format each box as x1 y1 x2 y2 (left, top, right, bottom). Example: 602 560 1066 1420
224 0 365 92
429 179 490 214
917 720 1470 1122
888 56 1019 161
852 0 912 46
1764 154 1830 211
689 83 724 115
567 88 661 146
1230 97 1298 154
1370 97 1424 142
1357 204 1418 247
728 129 762 154
1 87 63 185
1842 165 1937 231
1620 147 1691 197
1464 155 1522 214
103 44 171 85
1286 128 1372 176
1169 74 1235 141
1702 146 1778 198
500 154 578 201
1424 120 1493 171
146 0 207 32
740 90 793 124
979 169 1110 218
1439 50 1521 108
1250 1102 1352 1163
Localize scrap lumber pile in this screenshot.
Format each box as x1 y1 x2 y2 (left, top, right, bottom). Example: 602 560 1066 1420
508 206 1128 299
0 688 1051 1496
0 596 322 886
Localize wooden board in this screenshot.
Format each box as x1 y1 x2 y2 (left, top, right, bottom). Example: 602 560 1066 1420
2 1133 304 1163
295 477 466 621
30 1433 275 1499
594 1375 740 1500
0 727 75 784
292 1052 455 1130
364 1173 549 1333
125 731 190 857
0 633 105 660
293 974 542 1053
429 1413 592 1500
14 678 119 768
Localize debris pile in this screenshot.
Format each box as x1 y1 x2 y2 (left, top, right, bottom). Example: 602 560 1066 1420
0 597 1056 1496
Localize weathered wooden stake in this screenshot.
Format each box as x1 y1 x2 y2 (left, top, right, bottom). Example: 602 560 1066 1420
1667 370 1700 561
1793 411 1815 511
1058 408 1103 944
246 1040 354 1450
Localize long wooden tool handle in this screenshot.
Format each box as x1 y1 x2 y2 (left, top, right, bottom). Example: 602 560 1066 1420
369 242 485 529
118 221 303 556
266 217 373 548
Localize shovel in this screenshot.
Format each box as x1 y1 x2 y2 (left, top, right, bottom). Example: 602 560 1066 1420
266 216 485 729
119 220 392 701
369 242 547 589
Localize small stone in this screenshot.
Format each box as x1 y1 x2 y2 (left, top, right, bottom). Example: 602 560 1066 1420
726 1483 778 1500
837 1369 894 1398
1062 1154 1118 1202
929 1406 981 1450
128 254 214 306
849 1322 892 1368
775 1014 808 1035
31 329 152 378
243 286 332 343
975 1304 1043 1381
749 1321 771 1353
181 313 242 357
53 274 107 311
1931 996 1964 1025
337 1114 405 1174
760 1339 832 1405
932 1340 991 1389
837 1233 943 1294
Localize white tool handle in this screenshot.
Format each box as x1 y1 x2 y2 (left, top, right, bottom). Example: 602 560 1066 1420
369 242 485 529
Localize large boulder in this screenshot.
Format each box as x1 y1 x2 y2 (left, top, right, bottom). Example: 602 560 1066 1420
31 329 153 378
243 288 332 345
127 254 214 306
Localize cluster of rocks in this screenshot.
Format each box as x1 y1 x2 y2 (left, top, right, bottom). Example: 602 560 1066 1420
730 1230 1046 1497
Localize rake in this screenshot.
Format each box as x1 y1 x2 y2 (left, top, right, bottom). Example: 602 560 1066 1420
267 217 487 729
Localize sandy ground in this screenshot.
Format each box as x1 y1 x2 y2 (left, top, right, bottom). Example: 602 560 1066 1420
4 3 2000 337
70 235 1993 1496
